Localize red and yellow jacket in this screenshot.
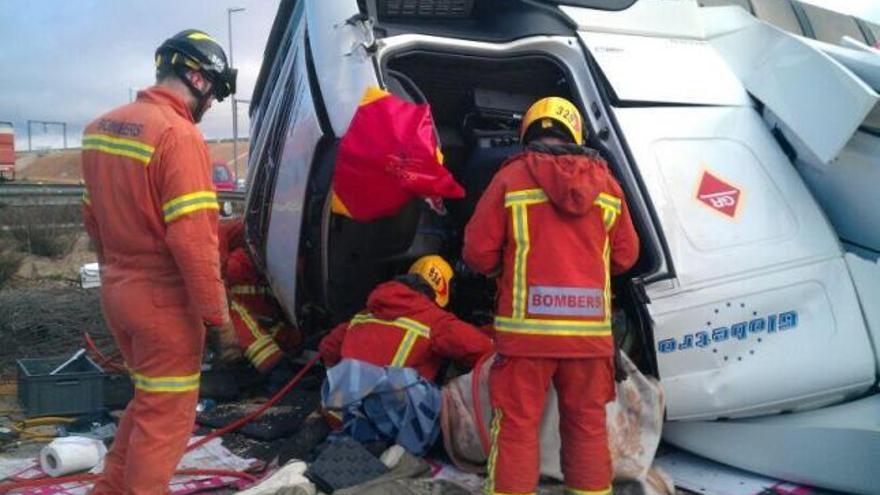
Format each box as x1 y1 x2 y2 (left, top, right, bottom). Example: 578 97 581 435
224 248 300 372
81 85 226 325
463 145 639 358
319 281 493 381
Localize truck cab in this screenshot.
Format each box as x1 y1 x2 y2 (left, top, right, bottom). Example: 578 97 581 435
244 2 879 491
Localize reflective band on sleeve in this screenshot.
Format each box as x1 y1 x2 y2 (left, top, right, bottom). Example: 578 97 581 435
349 313 430 367
564 487 612 495
83 134 155 165
230 285 271 296
82 190 91 206
162 190 219 222
129 370 199 393
250 339 282 368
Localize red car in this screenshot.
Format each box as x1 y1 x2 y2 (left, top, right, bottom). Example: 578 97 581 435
212 162 235 192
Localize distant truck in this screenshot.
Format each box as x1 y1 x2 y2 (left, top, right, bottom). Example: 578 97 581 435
0 121 14 181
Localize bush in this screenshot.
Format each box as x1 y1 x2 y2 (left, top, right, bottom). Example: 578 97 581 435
2 205 79 258
0 234 23 287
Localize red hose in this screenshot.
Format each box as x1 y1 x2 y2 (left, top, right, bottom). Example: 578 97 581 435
188 354 321 451
83 332 125 372
471 353 492 455
0 355 321 494
0 469 257 493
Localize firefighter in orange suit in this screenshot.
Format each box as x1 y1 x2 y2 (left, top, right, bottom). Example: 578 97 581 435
463 97 640 495
218 220 302 390
319 255 493 382
82 30 238 494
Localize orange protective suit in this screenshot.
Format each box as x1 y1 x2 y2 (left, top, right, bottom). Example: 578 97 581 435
82 85 227 494
319 280 493 382
224 248 300 373
463 144 639 495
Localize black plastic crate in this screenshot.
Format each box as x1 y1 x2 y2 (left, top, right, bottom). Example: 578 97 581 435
17 354 105 417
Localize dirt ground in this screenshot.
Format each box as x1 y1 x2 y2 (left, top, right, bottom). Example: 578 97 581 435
14 140 250 183
11 233 97 288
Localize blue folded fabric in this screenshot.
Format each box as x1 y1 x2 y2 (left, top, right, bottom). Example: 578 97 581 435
322 359 441 456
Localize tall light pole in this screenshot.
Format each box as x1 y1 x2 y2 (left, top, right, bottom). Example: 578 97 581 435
227 6 245 183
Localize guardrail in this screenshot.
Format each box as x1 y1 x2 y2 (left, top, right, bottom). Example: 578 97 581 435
0 183 245 205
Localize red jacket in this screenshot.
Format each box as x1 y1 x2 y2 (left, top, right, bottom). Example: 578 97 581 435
463 146 639 358
319 281 493 381
81 85 226 326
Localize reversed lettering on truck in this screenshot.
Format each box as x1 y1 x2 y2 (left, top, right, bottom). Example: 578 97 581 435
657 310 799 354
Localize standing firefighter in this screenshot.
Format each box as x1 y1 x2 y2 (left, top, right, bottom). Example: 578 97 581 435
81 30 237 494
463 97 639 495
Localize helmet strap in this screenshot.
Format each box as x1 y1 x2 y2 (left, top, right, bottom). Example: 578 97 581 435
174 65 212 122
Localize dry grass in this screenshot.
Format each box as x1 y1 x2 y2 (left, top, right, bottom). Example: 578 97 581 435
2 205 80 258
0 233 23 288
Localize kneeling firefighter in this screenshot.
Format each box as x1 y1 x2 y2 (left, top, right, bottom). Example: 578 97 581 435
319 255 493 455
463 97 640 495
218 220 302 392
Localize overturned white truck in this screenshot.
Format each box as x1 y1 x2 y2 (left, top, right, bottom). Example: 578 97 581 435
243 1 880 492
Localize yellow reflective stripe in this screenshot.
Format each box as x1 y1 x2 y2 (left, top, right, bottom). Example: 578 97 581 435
245 336 273 361
350 313 430 367
162 190 219 222
391 331 419 366
231 300 263 341
594 193 620 231
350 314 430 338
509 203 530 320
269 322 284 338
82 134 155 165
595 193 621 212
603 238 611 321
485 408 503 495
251 341 282 367
504 188 548 207
82 190 91 205
564 487 612 495
231 285 271 296
187 32 219 44
129 370 199 393
494 316 611 336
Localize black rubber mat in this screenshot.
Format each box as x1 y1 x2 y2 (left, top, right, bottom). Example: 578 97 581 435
306 437 389 493
197 390 320 441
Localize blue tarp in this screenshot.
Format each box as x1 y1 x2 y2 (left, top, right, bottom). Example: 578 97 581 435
322 359 442 456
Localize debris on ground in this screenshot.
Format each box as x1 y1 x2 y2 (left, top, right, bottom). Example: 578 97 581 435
0 287 112 381
1 436 258 494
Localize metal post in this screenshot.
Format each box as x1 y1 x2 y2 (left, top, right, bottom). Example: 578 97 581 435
228 7 245 184
27 120 33 151
62 123 67 149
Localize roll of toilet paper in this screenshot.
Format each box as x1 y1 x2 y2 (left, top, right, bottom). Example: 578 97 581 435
40 436 107 477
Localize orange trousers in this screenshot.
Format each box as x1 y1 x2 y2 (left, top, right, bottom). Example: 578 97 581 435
91 284 203 495
486 356 615 495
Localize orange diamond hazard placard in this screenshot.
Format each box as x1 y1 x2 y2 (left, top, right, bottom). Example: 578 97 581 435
696 170 742 218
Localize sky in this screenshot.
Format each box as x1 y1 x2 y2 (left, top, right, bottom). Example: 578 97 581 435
0 0 281 151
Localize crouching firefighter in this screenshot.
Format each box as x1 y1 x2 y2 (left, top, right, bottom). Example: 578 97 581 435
463 97 640 495
318 255 493 455
218 220 302 392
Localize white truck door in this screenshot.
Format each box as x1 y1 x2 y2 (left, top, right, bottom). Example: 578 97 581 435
565 0 876 420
